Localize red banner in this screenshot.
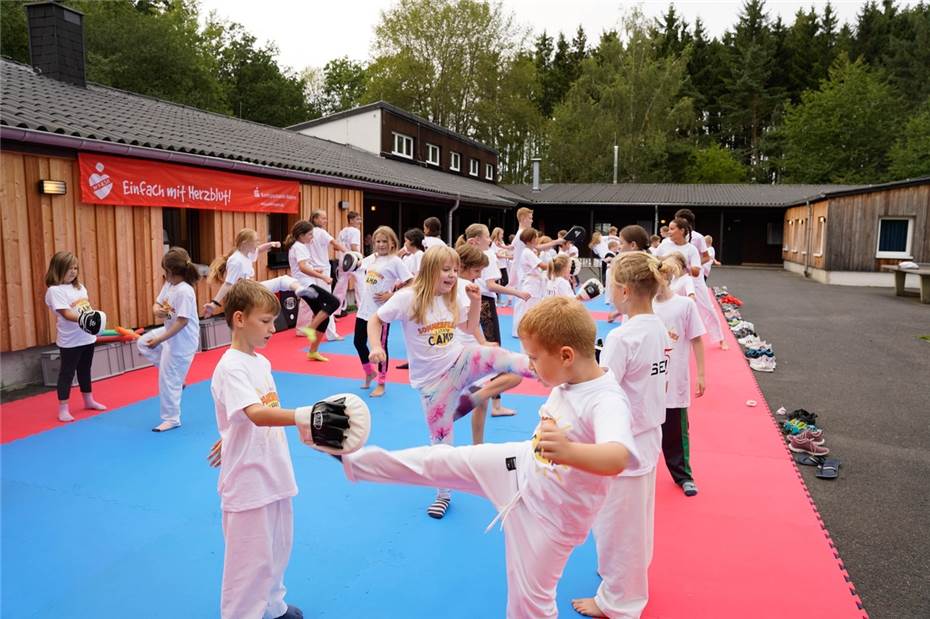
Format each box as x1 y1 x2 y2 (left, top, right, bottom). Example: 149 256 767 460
78 154 299 214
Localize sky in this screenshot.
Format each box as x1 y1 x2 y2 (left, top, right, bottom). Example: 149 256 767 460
197 0 879 73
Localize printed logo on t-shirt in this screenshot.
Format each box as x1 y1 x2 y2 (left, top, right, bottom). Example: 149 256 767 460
364 270 383 286
71 297 92 312
160 299 176 318
667 328 679 343
418 321 455 347
258 390 280 408
529 406 571 480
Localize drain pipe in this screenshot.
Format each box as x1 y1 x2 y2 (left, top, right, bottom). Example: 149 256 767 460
803 200 812 278
447 194 461 245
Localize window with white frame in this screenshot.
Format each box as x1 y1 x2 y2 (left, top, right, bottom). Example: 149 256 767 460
813 216 826 256
781 220 790 250
799 218 807 254
469 158 479 176
426 143 440 166
485 163 494 180
450 151 461 171
875 217 914 258
392 132 414 159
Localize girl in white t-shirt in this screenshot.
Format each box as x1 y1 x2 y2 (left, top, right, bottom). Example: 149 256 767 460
366 245 534 519
333 211 362 314
703 235 720 279
401 228 425 277
545 255 588 301
654 254 706 496
44 251 107 422
513 228 548 337
307 210 351 344
573 251 674 619
204 228 331 337
664 252 696 298
490 226 513 307
354 226 413 398
284 220 343 361
137 247 201 432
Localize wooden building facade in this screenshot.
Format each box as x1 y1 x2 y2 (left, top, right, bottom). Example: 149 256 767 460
0 148 362 354
782 179 930 283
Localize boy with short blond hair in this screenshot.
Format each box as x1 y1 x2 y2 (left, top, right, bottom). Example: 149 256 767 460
340 297 640 618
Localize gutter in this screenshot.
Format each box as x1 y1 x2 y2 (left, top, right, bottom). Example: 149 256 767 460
0 126 516 208
803 200 812 278
447 195 461 244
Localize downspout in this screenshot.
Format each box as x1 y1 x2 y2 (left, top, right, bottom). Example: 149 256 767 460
803 200 812 278
653 204 659 235
447 194 461 245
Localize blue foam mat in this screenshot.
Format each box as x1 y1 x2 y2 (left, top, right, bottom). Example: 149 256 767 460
1 369 606 617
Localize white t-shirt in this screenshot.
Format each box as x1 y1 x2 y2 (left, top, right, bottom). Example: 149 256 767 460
401 249 423 277
592 239 610 259
494 242 511 270
337 226 361 258
155 281 200 355
657 240 701 277
562 244 579 258
518 250 546 298
511 230 527 287
703 247 716 277
653 295 705 408
422 236 446 250
455 278 479 345
690 230 708 257
546 277 575 298
309 227 334 271
479 249 502 299
288 241 316 287
356 254 412 321
600 314 671 476
211 349 298 513
376 287 469 390
670 274 695 297
539 248 557 264
521 370 641 546
224 249 257 284
45 284 96 348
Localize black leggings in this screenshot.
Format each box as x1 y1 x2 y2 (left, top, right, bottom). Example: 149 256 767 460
354 316 389 375
303 284 340 332
57 343 95 401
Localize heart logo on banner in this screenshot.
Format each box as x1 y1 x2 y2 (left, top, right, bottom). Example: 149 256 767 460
88 162 113 200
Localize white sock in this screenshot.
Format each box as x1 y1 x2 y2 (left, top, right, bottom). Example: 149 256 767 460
82 393 107 411
58 402 74 422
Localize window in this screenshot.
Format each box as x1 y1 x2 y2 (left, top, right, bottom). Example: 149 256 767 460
799 218 807 254
162 207 202 262
267 214 291 269
783 220 793 251
876 217 914 258
813 216 826 257
770 222 785 248
450 151 461 171
485 163 494 180
392 132 413 159
469 158 479 176
426 143 440 166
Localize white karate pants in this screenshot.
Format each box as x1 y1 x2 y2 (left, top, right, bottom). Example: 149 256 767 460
136 329 195 426
693 277 723 342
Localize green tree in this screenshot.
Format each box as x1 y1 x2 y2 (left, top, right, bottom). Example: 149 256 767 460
780 55 902 183
687 18 727 139
0 0 30 63
684 143 748 182
888 98 930 178
318 57 368 114
545 15 693 182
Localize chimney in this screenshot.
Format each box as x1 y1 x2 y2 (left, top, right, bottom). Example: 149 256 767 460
531 157 541 192
26 1 86 87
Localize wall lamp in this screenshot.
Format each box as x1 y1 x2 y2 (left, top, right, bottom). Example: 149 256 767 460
38 180 67 195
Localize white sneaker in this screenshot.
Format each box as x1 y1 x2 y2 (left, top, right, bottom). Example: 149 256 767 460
750 357 776 372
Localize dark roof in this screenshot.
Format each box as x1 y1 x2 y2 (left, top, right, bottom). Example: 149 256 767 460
287 100 499 156
779 175 930 206
502 183 869 207
0 59 518 207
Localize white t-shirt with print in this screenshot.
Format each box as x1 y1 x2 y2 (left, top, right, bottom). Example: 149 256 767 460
670 274 695 297
546 277 575 298
521 370 641 546
657 239 701 275
653 295 705 409
211 349 298 513
518 250 546 298
289 241 317 287
600 314 671 476
479 249 502 299
402 249 423 277
309 227 334 271
455 278 479 346
338 226 361 258
224 250 257 284
422 236 446 250
376 287 469 390
155 281 200 355
45 284 96 348
356 254 412 321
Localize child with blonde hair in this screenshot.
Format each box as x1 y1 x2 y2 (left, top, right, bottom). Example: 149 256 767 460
512 228 548 337
366 245 534 519
573 252 674 619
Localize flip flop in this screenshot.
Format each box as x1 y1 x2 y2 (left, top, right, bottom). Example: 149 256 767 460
816 458 841 479
793 453 825 467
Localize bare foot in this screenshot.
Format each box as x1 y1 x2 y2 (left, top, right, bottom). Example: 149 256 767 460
571 597 607 617
361 372 377 389
491 405 516 417
720 340 730 350
370 384 386 398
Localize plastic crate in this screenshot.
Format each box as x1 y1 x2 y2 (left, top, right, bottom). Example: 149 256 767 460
200 316 232 351
40 342 126 387
116 338 154 371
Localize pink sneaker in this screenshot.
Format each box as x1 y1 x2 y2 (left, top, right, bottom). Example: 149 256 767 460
788 435 830 456
795 429 824 444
